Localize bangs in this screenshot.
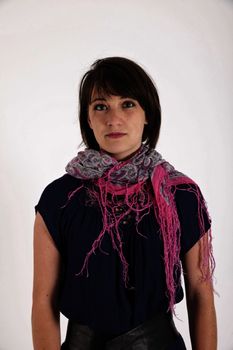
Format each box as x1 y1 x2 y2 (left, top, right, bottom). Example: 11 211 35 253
87 66 142 104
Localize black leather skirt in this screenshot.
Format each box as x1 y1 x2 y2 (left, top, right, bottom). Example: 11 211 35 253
61 313 187 350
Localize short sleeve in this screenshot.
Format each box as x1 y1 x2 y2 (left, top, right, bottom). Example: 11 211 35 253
174 183 211 257
35 174 81 252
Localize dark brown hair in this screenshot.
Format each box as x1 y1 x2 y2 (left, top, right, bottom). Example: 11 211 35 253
79 57 161 150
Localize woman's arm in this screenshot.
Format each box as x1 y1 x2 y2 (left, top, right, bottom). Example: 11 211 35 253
31 212 62 350
182 233 217 350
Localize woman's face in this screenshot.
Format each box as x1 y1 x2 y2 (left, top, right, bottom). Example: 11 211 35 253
88 93 147 160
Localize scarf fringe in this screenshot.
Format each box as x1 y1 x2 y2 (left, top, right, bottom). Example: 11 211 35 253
75 178 153 290
151 163 215 312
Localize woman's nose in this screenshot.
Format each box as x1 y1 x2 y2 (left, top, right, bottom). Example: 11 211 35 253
106 108 123 126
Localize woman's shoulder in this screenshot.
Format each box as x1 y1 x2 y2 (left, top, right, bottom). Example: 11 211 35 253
44 173 81 189
42 173 82 193
172 181 207 207
36 174 83 209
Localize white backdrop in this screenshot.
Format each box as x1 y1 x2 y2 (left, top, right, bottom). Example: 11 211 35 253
0 0 232 349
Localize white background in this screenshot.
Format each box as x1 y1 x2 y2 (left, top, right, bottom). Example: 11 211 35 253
0 0 233 349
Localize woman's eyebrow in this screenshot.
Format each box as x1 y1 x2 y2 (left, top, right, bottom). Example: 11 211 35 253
90 97 107 104
90 96 133 104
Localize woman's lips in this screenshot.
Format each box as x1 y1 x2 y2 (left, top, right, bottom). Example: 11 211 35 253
106 132 127 139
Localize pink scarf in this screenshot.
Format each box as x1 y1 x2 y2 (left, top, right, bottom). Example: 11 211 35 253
65 145 215 312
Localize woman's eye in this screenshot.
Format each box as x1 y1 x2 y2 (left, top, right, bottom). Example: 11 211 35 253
122 100 135 108
94 104 108 111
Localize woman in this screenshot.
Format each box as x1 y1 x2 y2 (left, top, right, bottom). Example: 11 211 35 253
32 57 217 349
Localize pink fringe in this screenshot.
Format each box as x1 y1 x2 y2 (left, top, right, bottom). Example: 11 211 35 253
75 177 153 289
64 163 215 314
60 185 84 208
151 164 215 312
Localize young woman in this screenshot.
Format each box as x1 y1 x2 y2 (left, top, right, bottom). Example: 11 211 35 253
32 57 217 349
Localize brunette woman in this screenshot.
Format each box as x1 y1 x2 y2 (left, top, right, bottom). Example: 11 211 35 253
32 57 217 349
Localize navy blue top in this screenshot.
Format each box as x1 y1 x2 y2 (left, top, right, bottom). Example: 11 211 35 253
35 174 210 336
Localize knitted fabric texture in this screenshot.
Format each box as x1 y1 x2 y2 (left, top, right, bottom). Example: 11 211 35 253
65 145 215 312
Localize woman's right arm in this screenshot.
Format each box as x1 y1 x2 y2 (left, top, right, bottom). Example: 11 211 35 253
31 212 62 350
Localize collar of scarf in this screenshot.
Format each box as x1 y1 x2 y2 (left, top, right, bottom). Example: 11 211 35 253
65 144 214 313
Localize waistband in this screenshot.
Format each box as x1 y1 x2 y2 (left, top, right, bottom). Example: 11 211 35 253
61 312 180 350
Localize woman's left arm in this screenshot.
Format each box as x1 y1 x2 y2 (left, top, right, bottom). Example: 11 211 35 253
182 233 217 350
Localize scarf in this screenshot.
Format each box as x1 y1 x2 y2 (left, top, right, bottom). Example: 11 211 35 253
65 144 215 313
